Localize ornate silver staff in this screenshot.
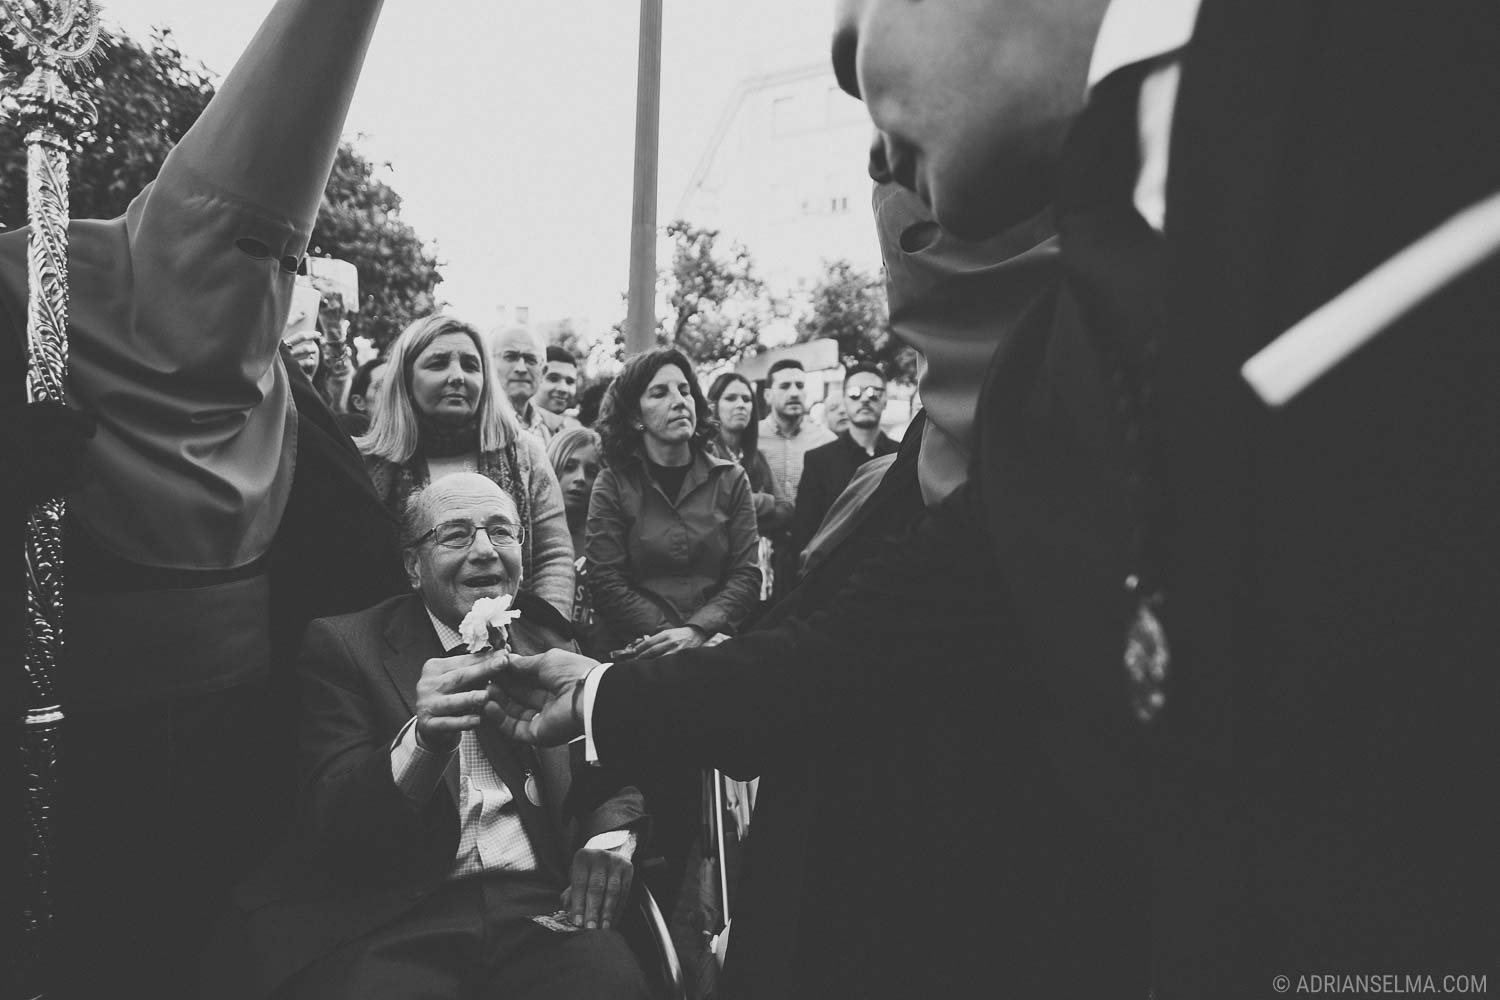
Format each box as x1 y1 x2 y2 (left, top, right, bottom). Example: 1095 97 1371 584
0 0 101 993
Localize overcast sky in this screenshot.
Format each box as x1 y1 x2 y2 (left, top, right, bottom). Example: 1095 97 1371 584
100 0 844 331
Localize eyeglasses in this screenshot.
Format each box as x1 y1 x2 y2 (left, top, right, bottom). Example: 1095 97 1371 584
846 386 886 402
412 520 523 550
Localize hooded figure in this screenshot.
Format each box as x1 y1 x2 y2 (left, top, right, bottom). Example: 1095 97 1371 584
0 2 407 993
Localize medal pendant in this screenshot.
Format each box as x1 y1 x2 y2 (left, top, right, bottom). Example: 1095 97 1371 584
523 771 542 807
1123 585 1170 724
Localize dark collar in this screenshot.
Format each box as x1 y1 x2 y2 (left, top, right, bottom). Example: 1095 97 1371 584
627 446 736 496
837 429 897 458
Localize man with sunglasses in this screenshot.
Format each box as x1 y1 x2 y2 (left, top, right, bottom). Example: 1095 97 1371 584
225 472 650 999
789 363 899 567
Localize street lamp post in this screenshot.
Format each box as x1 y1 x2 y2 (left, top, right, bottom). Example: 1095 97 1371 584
623 0 662 357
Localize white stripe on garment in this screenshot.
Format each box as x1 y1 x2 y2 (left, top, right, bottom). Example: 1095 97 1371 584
1242 188 1500 407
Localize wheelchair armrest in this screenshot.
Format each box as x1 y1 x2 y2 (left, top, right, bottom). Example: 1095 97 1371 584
633 882 686 1000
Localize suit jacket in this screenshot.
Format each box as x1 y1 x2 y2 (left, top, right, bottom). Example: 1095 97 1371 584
718 421 1135 1000
715 428 924 999
977 2 1500 993
223 592 646 995
789 430 899 559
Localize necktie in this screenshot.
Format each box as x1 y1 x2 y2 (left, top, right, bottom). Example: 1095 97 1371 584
438 642 542 875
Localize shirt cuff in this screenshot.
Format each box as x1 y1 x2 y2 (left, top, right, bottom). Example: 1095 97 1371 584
687 610 726 636
582 662 611 765
583 828 637 859
390 716 456 803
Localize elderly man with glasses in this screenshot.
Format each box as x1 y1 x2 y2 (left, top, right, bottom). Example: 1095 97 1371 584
488 326 556 442
788 363 899 568
224 471 651 1000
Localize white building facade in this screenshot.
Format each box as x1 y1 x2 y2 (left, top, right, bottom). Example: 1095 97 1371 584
674 64 885 302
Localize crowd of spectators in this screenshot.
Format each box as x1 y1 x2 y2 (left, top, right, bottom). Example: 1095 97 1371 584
292 301 908 632
276 294 910 995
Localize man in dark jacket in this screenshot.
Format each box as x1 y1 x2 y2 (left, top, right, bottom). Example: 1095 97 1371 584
789 363 899 568
225 473 648 999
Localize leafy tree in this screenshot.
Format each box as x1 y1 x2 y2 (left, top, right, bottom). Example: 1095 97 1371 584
796 259 887 367
796 258 919 385
1 29 442 351
1 28 214 226
530 313 624 382
308 143 443 349
535 317 588 361
584 319 627 380
652 219 771 369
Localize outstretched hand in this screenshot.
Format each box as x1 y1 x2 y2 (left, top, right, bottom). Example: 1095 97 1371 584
484 648 600 746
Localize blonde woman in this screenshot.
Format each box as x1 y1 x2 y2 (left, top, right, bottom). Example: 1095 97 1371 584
358 313 573 614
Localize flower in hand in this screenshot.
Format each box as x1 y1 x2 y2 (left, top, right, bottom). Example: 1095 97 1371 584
459 594 522 653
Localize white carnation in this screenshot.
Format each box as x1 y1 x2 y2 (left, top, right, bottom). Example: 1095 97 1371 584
458 594 522 652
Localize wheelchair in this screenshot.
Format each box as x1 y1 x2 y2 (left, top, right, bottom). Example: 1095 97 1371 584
627 882 687 1000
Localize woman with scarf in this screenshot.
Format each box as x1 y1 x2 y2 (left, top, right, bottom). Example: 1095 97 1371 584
359 313 574 615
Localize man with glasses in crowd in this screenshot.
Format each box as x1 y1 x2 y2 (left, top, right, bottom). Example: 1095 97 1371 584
226 472 649 999
488 326 554 441
790 363 898 568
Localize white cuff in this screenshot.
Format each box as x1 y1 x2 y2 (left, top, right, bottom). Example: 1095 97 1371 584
582 662 612 765
583 828 637 859
390 716 456 802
